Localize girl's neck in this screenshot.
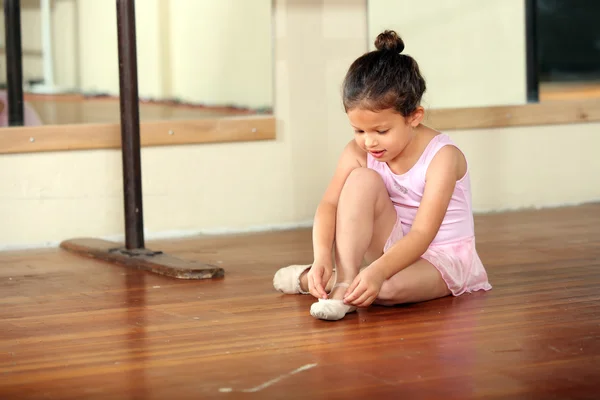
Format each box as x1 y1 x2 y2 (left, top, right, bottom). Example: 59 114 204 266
396 124 424 158
387 124 434 174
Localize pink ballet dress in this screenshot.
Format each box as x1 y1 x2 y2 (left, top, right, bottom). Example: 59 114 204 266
367 133 492 296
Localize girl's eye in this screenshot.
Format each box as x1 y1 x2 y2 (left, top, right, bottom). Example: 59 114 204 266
354 130 364 134
377 130 389 134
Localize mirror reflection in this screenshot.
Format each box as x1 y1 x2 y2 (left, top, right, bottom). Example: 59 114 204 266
1 0 273 127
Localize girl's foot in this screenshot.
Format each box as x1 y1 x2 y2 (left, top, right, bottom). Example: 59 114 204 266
274 264 336 295
310 283 357 321
273 264 312 294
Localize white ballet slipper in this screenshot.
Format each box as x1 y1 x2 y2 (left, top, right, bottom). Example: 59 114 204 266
309 283 357 321
273 264 311 294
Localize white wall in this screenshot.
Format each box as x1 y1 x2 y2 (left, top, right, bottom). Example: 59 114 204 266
368 0 527 109
1 0 599 250
449 124 600 211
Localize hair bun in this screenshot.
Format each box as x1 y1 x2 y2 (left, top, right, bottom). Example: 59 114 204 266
374 30 405 53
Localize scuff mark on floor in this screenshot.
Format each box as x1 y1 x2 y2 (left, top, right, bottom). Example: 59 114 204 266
219 363 318 393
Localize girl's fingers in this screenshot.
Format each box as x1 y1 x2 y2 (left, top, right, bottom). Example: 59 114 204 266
344 279 363 304
321 271 331 298
309 269 327 299
345 276 360 298
350 290 372 307
356 295 376 308
314 271 326 299
308 274 318 298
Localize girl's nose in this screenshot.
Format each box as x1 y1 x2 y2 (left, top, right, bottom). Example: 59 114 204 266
365 135 378 148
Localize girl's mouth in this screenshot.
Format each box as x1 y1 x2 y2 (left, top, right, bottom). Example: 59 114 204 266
369 150 386 158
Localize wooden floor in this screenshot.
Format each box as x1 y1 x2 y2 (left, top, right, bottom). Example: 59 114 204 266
1 204 599 399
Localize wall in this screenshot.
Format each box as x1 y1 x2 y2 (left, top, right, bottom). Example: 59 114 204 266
1 0 599 250
368 0 527 109
449 123 600 211
1 0 273 110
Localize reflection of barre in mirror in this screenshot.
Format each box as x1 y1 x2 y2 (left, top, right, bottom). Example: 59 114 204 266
1 0 273 129
0 0 225 279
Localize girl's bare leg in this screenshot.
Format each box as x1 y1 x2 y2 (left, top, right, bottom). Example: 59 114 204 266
310 168 397 320
374 259 451 305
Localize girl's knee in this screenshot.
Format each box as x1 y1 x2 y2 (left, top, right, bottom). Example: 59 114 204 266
344 168 385 191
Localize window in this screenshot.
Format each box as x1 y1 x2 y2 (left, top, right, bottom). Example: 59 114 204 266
527 0 600 102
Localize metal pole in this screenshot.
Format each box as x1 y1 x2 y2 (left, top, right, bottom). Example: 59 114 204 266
116 0 145 249
3 0 25 126
525 0 539 103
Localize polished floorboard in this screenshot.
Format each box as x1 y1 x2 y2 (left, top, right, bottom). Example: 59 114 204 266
1 204 599 399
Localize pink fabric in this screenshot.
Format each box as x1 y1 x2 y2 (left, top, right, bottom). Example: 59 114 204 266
371 133 492 295
0 91 43 127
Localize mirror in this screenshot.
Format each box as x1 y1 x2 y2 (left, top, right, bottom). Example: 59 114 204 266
1 0 274 127
534 0 600 102
366 0 600 110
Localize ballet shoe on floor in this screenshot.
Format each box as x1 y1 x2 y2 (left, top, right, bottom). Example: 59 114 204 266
273 264 311 294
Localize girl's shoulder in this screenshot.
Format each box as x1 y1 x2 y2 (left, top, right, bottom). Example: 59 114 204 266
418 127 463 162
343 139 368 167
419 126 445 146
420 131 467 183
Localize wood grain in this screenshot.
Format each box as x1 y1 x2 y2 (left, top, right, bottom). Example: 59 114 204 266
427 98 600 131
0 115 276 154
1 204 599 399
60 238 224 280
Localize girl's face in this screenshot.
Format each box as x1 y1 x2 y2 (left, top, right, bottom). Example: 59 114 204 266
347 106 424 162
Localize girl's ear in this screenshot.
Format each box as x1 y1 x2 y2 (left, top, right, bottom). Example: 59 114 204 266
408 106 425 127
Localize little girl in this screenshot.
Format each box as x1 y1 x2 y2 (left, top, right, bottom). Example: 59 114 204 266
273 30 492 321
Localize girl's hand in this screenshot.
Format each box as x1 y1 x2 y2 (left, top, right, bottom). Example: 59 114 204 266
307 259 333 299
343 265 386 307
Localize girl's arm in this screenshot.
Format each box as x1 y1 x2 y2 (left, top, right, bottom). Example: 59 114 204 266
372 145 464 279
312 201 337 263
309 140 363 298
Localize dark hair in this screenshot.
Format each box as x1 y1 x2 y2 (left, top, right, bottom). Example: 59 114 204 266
342 30 426 117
